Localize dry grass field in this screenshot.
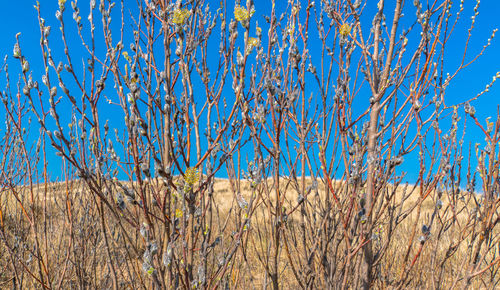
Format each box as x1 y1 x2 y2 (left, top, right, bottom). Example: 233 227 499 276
1 177 498 289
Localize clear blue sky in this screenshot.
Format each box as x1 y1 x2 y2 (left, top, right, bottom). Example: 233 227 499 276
0 0 498 184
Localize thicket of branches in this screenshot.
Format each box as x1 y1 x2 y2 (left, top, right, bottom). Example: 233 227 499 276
1 0 500 288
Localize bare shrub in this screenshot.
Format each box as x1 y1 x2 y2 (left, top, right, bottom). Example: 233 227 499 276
1 0 500 289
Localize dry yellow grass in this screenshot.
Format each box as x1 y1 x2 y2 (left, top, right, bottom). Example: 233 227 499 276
1 177 498 288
